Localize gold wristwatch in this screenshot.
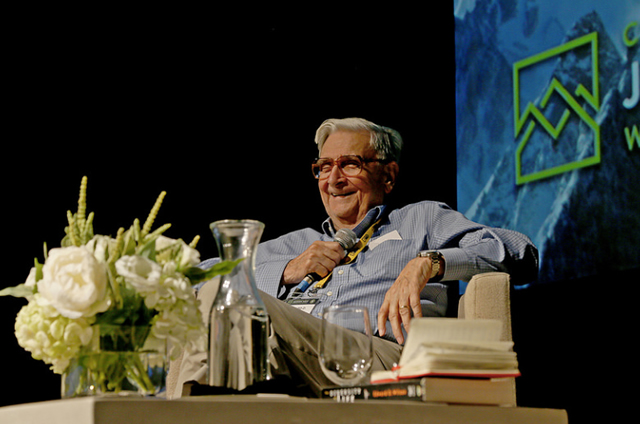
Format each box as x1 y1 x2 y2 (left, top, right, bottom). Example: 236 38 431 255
417 250 443 281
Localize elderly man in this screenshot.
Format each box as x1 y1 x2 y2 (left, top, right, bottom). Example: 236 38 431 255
174 117 538 397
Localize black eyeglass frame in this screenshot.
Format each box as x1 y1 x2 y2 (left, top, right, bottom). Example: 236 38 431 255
311 155 390 179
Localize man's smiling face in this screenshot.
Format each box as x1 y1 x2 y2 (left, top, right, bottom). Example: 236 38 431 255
318 130 395 230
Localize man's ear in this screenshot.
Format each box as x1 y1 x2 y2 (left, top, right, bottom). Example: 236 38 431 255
383 161 399 194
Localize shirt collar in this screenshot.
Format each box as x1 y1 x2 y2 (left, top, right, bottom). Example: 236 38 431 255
321 205 387 238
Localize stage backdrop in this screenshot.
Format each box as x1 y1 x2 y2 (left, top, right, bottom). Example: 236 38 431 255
455 0 639 287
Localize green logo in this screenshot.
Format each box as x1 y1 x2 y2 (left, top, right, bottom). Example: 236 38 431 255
513 32 600 185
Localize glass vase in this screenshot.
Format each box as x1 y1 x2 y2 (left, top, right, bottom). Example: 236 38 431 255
61 324 166 398
208 219 269 391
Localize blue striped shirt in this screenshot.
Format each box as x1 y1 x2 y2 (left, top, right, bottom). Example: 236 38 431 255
201 201 538 343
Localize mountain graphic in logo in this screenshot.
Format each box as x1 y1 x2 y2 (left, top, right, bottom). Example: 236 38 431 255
513 32 600 185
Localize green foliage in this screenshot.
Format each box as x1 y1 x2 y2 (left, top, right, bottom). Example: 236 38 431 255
94 285 155 328
0 284 34 298
183 258 245 284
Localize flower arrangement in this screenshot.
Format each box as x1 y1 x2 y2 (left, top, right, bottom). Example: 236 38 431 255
1 177 237 394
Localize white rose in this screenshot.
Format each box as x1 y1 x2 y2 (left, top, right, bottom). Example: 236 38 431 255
115 255 162 292
37 246 111 319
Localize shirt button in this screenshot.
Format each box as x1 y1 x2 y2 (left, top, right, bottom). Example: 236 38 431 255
337 270 344 275
326 291 333 296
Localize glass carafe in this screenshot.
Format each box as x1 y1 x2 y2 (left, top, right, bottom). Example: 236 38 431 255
208 219 268 391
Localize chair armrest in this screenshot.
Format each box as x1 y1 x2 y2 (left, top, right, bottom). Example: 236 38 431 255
458 272 512 342
457 272 516 405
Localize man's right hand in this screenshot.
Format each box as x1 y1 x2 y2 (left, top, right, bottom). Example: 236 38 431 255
281 241 346 286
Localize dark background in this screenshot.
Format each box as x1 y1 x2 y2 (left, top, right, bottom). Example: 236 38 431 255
1 6 634 423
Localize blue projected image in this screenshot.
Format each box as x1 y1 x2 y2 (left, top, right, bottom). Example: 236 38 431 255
454 0 639 286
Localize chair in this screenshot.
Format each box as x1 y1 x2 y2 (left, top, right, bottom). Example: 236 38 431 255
458 271 516 405
167 272 516 402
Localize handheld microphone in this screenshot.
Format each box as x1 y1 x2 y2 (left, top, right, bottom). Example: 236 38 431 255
292 229 358 294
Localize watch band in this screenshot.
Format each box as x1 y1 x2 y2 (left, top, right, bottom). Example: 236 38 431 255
417 250 442 280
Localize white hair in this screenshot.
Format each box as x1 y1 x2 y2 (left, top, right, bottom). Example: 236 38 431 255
314 117 403 163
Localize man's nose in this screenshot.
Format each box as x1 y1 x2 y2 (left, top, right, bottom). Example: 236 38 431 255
327 163 347 185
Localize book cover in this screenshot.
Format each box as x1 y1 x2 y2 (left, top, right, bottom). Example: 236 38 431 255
321 377 516 406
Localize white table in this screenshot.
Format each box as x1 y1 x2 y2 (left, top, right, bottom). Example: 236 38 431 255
0 395 568 424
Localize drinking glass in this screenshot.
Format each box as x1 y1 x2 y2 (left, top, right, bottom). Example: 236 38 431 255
319 305 373 386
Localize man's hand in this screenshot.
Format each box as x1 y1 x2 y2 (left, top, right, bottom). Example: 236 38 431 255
281 241 346 286
377 257 433 344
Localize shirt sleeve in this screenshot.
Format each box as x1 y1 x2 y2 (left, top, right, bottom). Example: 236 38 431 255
255 259 291 299
425 202 539 286
195 228 325 300
254 228 327 299
194 254 290 299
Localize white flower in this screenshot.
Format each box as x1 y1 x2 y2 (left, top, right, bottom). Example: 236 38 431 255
115 255 162 293
155 235 201 268
37 246 111 319
25 267 37 289
114 253 206 358
85 235 115 263
15 297 94 374
149 298 206 359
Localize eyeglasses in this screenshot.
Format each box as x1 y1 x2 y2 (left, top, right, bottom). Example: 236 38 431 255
311 155 388 179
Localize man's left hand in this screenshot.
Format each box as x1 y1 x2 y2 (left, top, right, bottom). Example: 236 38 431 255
377 257 433 344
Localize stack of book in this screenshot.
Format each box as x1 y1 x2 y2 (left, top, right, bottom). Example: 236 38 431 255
322 318 519 406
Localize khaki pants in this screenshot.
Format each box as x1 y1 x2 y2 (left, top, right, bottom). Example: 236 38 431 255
171 277 402 398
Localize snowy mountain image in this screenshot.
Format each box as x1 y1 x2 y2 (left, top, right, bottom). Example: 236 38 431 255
455 0 639 285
